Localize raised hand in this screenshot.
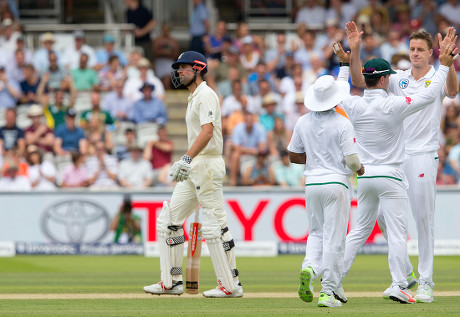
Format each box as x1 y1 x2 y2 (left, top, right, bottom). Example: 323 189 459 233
332 42 351 63
439 42 458 68
345 21 363 52
438 27 458 53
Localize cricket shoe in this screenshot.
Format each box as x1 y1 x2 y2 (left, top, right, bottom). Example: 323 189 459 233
333 283 347 303
202 283 243 298
383 272 418 300
389 285 415 304
298 266 314 303
318 293 342 307
414 283 434 303
143 281 184 295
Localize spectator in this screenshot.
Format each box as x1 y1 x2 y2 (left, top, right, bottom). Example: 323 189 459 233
54 109 87 157
26 144 57 191
380 30 408 63
264 32 291 75
239 36 260 72
213 46 248 85
101 79 133 122
259 93 284 132
6 48 26 83
274 149 305 187
189 0 210 54
110 195 142 243
38 77 77 129
441 97 460 150
0 108 25 154
0 64 20 108
241 150 275 186
98 55 124 92
303 53 328 86
24 104 54 155
143 125 173 186
217 66 249 99
32 32 59 74
360 33 382 62
40 51 70 91
252 79 282 114
11 34 32 64
267 116 291 158
123 57 165 101
326 0 358 29
229 110 267 186
86 140 118 188
438 0 460 28
84 115 114 154
294 31 323 71
61 151 89 188
95 33 127 71
19 64 40 105
285 91 308 132
118 143 153 189
203 20 230 61
114 127 137 161
80 91 116 130
0 160 31 191
153 23 180 89
437 145 457 185
248 62 276 96
0 18 20 53
61 30 97 70
132 82 167 125
221 79 255 119
295 0 326 29
125 0 156 61
71 53 99 91
411 0 437 36
448 131 460 183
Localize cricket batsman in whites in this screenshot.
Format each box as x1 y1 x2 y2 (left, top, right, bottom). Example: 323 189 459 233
143 51 243 298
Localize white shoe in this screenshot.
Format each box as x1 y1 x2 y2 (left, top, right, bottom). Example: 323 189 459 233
389 285 415 304
143 281 184 295
383 272 417 300
318 293 342 308
202 284 243 298
333 283 347 303
415 283 434 303
383 286 392 300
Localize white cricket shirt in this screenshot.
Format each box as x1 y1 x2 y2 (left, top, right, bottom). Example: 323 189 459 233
388 66 446 155
288 110 358 177
186 81 223 156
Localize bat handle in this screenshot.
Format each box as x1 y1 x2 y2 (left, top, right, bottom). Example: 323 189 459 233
194 208 200 223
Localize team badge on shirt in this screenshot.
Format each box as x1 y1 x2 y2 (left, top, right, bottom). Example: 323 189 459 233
425 80 431 88
399 78 409 89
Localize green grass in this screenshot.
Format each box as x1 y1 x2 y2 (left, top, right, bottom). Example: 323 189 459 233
0 255 459 316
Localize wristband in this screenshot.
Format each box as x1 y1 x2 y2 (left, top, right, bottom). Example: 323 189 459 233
340 62 350 67
181 154 192 164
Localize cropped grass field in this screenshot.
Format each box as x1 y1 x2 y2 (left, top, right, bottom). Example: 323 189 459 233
0 255 460 316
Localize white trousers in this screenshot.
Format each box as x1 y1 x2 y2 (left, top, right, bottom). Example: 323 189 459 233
403 152 438 286
343 166 410 288
302 177 351 295
169 155 228 228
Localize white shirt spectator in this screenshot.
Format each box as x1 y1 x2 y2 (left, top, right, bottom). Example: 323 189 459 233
28 160 57 191
221 95 257 117
118 157 153 188
295 4 326 28
123 74 165 102
439 1 460 25
0 175 31 191
61 44 97 70
86 154 119 188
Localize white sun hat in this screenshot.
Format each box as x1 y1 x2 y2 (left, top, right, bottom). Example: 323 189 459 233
304 75 350 112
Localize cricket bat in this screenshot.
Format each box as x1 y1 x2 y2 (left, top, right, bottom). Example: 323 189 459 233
185 210 202 294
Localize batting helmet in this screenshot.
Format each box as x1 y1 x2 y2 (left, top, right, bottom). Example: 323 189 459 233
171 51 208 73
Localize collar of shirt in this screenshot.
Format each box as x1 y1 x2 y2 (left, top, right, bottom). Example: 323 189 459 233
363 89 389 98
188 81 207 102
408 65 435 80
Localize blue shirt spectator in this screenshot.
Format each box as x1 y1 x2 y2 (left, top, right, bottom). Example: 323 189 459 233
54 110 86 153
95 34 127 67
0 68 20 108
132 83 167 124
102 81 134 121
232 118 267 148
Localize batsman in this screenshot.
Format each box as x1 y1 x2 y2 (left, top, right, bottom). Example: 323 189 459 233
143 51 243 298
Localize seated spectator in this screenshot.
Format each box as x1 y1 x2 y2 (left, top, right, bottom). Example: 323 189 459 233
252 79 282 114
98 55 125 92
114 127 137 161
38 76 77 129
264 32 291 75
0 108 25 154
54 109 87 157
285 91 308 132
0 65 20 109
213 46 247 85
124 57 165 101
437 145 457 185
61 30 97 70
33 32 60 74
6 48 26 83
118 143 153 189
274 149 305 187
0 18 21 53
86 140 118 188
61 151 89 188
24 104 54 155
438 0 460 27
229 110 267 186
217 66 249 100
448 131 460 183
80 91 116 130
294 31 323 71
203 20 231 61
143 125 173 186
259 93 284 132
95 33 127 71
84 115 114 154
441 100 460 150
248 62 277 96
380 30 408 63
26 144 57 191
19 64 40 105
411 0 437 36
295 0 326 29
12 34 32 65
101 79 133 122
267 116 290 159
153 23 180 90
239 36 260 72
241 150 275 186
132 83 167 125
0 160 31 191
360 33 382 62
71 53 99 91
303 54 328 86
40 51 70 91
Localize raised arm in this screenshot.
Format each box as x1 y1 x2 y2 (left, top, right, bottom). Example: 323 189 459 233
438 27 459 97
345 21 366 88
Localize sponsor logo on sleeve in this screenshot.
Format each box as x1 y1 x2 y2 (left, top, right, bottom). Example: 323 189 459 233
399 78 409 89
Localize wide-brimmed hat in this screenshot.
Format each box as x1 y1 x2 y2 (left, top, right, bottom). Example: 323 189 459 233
262 93 277 107
138 58 151 68
27 104 44 117
139 82 155 92
304 75 350 112
362 58 397 79
41 32 55 43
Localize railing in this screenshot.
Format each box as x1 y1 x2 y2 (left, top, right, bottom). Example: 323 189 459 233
18 0 62 23
243 0 293 22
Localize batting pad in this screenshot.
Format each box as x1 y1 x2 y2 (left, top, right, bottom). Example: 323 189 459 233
157 201 185 289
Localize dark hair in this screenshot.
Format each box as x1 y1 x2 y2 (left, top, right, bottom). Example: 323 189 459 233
71 151 83 164
365 76 383 88
122 195 132 213
409 30 433 50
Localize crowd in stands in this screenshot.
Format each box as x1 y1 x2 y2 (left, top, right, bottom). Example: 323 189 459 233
0 0 460 190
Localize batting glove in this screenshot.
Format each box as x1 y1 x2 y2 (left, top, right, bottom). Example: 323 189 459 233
170 155 192 182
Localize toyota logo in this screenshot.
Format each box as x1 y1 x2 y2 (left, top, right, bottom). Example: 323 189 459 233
41 200 110 243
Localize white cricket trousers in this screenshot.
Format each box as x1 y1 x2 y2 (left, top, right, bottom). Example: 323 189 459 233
302 175 351 295
403 151 438 287
169 155 228 227
343 165 410 288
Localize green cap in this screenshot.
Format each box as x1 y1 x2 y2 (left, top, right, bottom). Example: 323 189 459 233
362 58 396 79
